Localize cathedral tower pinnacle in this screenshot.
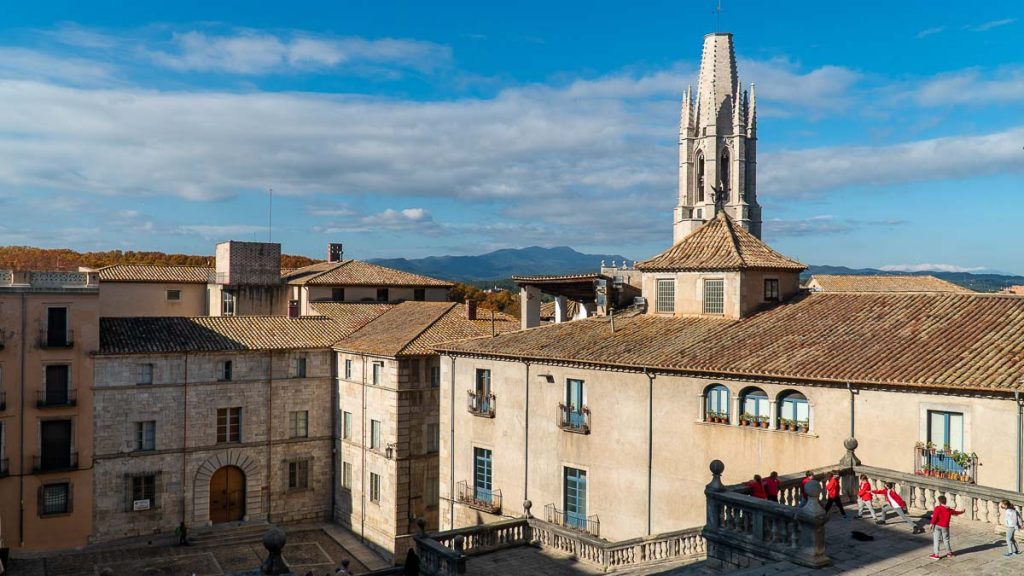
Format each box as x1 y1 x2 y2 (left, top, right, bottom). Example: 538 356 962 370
673 33 762 243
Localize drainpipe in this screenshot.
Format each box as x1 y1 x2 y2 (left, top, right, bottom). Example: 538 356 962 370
1016 389 1023 493
847 383 858 440
18 293 25 546
522 361 530 505
644 368 655 536
361 355 367 541
181 353 189 525
448 356 456 530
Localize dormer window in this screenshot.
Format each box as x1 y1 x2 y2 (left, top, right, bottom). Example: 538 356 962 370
703 279 724 314
764 279 780 302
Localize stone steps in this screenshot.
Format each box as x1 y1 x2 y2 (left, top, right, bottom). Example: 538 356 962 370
188 521 270 548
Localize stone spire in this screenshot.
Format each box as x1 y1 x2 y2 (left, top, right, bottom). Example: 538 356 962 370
673 33 762 244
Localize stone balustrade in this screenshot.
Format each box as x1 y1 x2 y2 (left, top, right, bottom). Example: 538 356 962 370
703 460 829 569
856 464 1024 538
431 518 531 556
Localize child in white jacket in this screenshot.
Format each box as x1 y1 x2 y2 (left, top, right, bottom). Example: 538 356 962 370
1001 499 1022 557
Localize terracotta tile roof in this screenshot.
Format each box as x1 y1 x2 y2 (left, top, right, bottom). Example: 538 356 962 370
282 260 452 287
438 292 1024 392
540 300 581 320
98 264 212 283
308 302 395 335
334 301 518 357
808 274 972 293
99 316 344 354
512 273 603 283
637 212 806 271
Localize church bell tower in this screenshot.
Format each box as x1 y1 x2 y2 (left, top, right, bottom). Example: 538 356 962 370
673 33 762 243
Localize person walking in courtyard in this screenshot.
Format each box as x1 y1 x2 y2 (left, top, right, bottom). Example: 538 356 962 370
763 471 781 503
823 471 848 519
928 495 965 559
873 482 922 533
747 474 767 499
799 471 814 507
1001 500 1022 557
856 474 879 521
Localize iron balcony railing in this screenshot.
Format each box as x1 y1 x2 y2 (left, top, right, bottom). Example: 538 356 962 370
558 403 591 434
37 388 77 408
466 390 496 418
456 480 502 514
39 329 74 348
545 503 600 537
33 451 79 473
914 444 978 484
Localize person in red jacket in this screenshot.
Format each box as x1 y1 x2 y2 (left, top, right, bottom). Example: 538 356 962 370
763 471 781 503
823 471 849 519
855 474 879 521
799 471 814 507
928 495 965 559
873 482 923 533
747 474 767 499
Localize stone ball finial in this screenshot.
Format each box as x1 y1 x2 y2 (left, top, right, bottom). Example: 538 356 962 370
710 460 725 476
100 569 114 576
263 527 286 553
804 479 823 499
261 527 291 575
453 534 465 552
416 517 426 533
523 499 533 518
844 437 859 451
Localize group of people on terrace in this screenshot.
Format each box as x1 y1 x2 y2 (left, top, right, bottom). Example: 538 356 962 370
745 470 1023 560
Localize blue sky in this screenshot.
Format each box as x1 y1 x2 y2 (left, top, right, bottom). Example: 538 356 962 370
1 1 1022 273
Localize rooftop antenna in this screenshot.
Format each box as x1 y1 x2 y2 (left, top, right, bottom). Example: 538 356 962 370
268 187 273 243
713 0 723 32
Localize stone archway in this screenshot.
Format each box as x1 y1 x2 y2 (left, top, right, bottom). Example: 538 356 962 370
193 451 262 526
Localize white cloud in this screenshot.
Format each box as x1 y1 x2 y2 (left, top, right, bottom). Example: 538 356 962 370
144 31 451 75
880 263 987 273
739 58 861 114
175 224 268 239
913 67 1024 106
0 48 116 85
313 207 444 235
916 26 946 39
969 18 1017 32
759 127 1024 197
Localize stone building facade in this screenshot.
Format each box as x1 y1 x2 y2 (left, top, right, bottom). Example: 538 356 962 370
331 301 517 558
91 317 340 541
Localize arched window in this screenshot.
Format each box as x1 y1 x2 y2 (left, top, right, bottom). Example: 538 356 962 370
739 387 769 427
778 391 810 432
695 152 705 203
720 148 730 197
704 385 730 423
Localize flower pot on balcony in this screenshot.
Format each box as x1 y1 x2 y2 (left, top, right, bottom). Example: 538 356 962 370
760 421 769 429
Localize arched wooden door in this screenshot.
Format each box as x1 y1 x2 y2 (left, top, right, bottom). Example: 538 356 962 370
210 465 245 523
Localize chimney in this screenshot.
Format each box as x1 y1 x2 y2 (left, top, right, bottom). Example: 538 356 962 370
465 299 477 321
328 243 344 263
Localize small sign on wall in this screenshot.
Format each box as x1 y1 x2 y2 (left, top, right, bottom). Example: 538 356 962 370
133 499 151 511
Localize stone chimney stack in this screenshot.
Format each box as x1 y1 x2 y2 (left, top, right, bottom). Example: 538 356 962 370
328 243 344 263
465 299 477 321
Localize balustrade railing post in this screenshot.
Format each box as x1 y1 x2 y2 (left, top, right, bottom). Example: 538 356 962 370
706 460 726 530
839 437 861 500
794 479 828 566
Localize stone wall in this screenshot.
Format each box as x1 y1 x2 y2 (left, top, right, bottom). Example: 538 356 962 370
92 349 333 542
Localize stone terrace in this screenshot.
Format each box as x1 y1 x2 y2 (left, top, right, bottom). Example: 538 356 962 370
465 513 1023 575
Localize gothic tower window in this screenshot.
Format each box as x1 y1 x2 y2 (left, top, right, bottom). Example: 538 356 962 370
695 152 705 203
720 148 730 199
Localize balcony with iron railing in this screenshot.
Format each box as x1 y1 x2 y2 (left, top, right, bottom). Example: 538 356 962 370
912 443 978 484
544 503 600 537
456 480 502 514
557 403 591 434
37 388 77 408
466 390 495 418
33 451 79 473
39 329 74 348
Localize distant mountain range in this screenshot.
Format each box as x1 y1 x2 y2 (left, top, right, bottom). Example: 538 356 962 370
369 246 629 282
371 247 1024 292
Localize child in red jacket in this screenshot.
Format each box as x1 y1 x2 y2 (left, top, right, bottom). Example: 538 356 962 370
856 474 879 521
928 495 965 559
823 471 849 519
747 474 767 499
873 482 922 533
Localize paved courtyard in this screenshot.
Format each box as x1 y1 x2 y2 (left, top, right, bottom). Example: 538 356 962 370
8 526 374 576
466 510 1024 576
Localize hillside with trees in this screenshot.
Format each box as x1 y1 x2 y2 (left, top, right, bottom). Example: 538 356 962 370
0 246 319 271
